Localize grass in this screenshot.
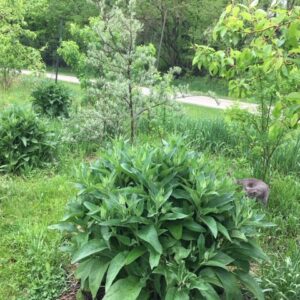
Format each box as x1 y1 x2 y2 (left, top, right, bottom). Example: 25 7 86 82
0 173 75 299
175 75 260 104
174 75 229 97
183 103 223 119
45 66 76 77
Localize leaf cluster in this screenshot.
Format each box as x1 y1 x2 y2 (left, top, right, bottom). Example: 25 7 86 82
53 137 268 299
31 81 72 118
0 107 56 173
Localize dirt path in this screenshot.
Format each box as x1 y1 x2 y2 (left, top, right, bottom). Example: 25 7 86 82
21 70 258 111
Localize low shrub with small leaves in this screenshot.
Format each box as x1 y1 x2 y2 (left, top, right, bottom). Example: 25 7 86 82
53 138 269 300
61 105 120 148
0 107 56 173
32 81 72 118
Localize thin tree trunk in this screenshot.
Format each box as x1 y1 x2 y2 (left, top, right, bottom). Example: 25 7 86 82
55 19 64 83
157 7 167 69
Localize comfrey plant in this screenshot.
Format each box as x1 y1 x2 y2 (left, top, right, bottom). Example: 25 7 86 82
52 137 269 300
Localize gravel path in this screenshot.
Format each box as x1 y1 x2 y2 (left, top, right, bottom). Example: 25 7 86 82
21 70 258 111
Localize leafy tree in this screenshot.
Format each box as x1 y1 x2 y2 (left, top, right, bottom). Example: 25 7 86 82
0 0 43 89
193 2 300 179
59 0 179 142
24 0 98 66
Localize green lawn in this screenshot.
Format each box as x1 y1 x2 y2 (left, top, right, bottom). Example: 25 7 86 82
46 66 76 77
183 103 223 119
0 173 74 299
174 75 229 97
175 76 259 104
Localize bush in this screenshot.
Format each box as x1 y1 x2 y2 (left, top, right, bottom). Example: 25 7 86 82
61 105 120 148
53 137 268 300
0 107 56 173
32 81 72 118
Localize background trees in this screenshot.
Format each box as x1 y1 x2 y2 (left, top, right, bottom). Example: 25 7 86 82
19 0 229 72
0 0 43 89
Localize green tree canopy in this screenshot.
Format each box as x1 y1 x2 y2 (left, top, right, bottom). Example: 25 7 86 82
194 2 300 178
0 0 43 89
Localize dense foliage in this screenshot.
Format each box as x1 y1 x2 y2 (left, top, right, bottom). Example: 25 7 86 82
54 138 268 300
0 107 56 173
32 81 72 118
61 104 120 148
0 0 43 89
194 2 300 178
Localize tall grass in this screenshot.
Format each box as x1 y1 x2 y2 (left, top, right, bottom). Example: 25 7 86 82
271 133 300 176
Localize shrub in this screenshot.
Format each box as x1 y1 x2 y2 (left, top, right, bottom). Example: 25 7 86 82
0 107 56 173
61 105 120 148
32 81 72 118
53 137 268 300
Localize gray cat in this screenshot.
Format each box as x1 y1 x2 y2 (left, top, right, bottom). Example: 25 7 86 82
236 178 270 206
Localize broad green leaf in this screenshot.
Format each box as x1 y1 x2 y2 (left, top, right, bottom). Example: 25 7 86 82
272 101 282 118
75 258 94 284
48 222 77 232
84 201 100 214
160 212 189 221
21 137 27 147
89 259 110 299
202 260 228 270
105 252 127 292
137 225 162 254
72 239 107 264
217 222 232 242
201 216 218 238
231 230 248 241
183 220 206 233
174 246 191 262
291 113 299 127
103 276 143 300
199 268 223 288
125 247 146 265
215 269 243 300
235 271 264 300
167 223 182 240
213 252 235 265
165 287 189 300
149 247 161 269
172 189 192 200
286 92 300 102
191 279 220 300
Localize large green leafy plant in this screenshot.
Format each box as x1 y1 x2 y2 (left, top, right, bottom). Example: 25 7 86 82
53 138 268 299
193 3 300 179
0 107 56 173
31 81 72 118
